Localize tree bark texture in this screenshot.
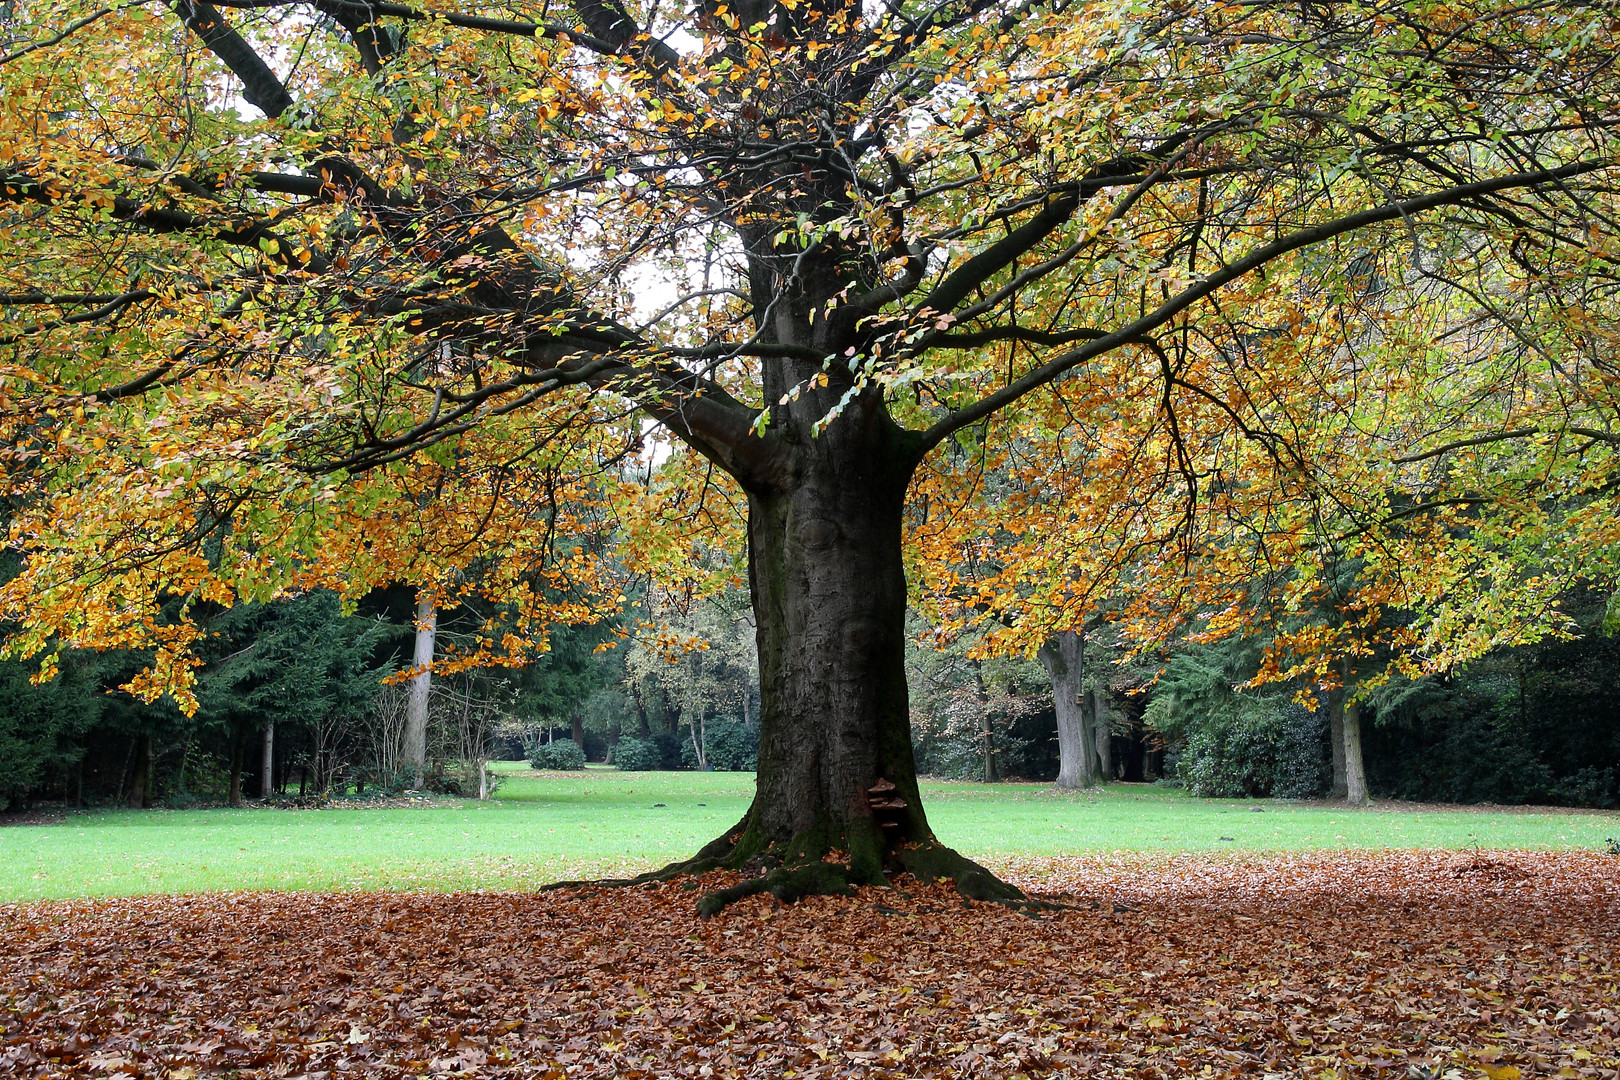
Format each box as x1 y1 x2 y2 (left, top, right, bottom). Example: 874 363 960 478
1037 631 1097 789
405 593 435 788
1090 686 1113 780
260 720 275 799
669 409 1021 915
742 417 916 875
1329 691 1348 800
1342 699 1369 806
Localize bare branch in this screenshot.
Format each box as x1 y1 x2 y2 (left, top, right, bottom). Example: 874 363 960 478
915 159 1614 456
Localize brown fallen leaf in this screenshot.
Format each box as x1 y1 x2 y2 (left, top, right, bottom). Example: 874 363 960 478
0 851 1613 1079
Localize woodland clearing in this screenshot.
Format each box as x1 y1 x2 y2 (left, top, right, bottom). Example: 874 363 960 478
0 850 1614 1079
0 770 1614 902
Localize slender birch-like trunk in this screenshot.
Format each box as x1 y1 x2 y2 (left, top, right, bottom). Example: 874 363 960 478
260 720 275 799
405 593 436 789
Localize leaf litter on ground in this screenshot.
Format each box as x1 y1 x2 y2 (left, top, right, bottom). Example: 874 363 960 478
0 850 1614 1078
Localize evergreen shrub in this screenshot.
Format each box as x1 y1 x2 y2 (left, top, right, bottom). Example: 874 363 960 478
652 731 685 769
612 737 660 771
529 740 587 771
680 720 758 771
1179 703 1327 798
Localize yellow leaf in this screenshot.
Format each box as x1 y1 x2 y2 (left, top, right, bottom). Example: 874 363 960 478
1480 1066 1521 1080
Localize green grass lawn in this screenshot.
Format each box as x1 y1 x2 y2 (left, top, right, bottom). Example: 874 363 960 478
0 764 1613 902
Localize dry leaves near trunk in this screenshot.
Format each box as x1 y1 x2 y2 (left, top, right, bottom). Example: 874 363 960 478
1 851 1615 1079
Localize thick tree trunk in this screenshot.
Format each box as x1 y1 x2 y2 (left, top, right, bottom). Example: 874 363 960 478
1037 630 1096 789
126 733 151 809
405 593 435 788
1342 699 1369 806
1091 686 1113 780
228 724 247 808
1329 690 1348 800
571 713 585 750
680 414 1020 915
260 721 275 799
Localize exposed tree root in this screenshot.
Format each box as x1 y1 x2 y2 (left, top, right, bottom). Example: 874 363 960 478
893 839 1026 905
540 817 1072 918
546 819 1077 918
695 861 855 918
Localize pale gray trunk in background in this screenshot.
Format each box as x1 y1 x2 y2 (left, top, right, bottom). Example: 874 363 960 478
1342 699 1369 805
1038 630 1096 789
1329 690 1348 799
406 594 436 789
260 720 275 798
1090 686 1112 780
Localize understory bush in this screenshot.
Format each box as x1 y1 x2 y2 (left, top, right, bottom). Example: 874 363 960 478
1271 705 1331 799
1179 702 1328 799
706 720 758 771
612 737 660 771
529 740 587 771
651 731 685 769
680 719 758 771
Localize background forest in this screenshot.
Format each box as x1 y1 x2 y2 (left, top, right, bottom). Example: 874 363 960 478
4 548 1615 811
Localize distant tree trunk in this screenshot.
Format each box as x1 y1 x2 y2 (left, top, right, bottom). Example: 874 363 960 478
114 735 135 805
1090 686 1113 780
126 733 151 809
405 593 436 788
631 684 651 738
1329 690 1348 799
1123 717 1147 782
260 721 275 799
689 704 710 770
571 712 585 750
980 708 998 782
1037 630 1096 789
228 725 247 808
1342 699 1369 806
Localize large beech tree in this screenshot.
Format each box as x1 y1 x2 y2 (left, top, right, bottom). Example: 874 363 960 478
4 0 1620 909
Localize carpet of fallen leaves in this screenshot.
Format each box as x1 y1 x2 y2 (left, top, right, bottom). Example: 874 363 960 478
1 851 1615 1079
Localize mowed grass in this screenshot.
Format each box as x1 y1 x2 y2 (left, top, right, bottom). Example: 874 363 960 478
0 763 1613 902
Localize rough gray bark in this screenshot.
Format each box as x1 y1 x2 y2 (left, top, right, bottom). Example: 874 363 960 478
1037 630 1097 789
739 416 918 877
260 720 274 799
1342 699 1369 806
650 406 1021 916
405 593 435 789
1329 690 1348 799
1091 686 1113 780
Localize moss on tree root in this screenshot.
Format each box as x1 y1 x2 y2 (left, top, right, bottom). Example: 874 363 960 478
894 841 1027 904
544 814 1057 917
